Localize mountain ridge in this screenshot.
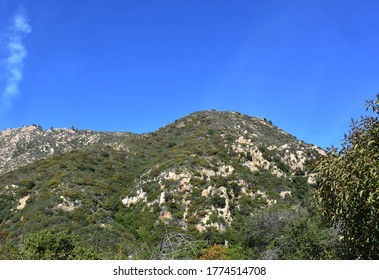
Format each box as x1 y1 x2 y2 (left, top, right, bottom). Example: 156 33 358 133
0 110 329 259
0 110 324 176
0 125 133 176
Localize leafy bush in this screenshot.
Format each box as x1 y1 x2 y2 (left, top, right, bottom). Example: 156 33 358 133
240 206 295 258
315 95 379 259
211 194 226 208
5 228 101 260
268 211 338 260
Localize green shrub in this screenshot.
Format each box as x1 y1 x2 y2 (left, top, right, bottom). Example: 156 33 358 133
315 95 379 259
20 228 101 260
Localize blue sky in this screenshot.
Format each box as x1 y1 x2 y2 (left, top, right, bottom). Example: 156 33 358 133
0 0 378 149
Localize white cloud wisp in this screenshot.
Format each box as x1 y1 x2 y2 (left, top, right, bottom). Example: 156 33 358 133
1 8 31 111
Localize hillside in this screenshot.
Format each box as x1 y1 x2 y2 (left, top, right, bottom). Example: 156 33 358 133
0 110 334 260
0 125 132 176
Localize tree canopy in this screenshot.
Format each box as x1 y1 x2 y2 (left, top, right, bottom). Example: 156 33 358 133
315 94 379 259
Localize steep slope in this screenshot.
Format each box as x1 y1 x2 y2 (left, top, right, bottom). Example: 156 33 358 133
0 110 326 259
120 111 324 232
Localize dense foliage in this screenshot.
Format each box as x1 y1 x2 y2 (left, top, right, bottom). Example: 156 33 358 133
0 228 100 260
315 95 379 259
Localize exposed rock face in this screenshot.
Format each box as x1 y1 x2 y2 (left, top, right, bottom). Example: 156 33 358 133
16 195 30 210
122 189 147 206
56 195 81 213
0 125 131 176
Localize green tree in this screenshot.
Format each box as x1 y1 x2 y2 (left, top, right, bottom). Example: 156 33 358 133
20 228 100 260
315 94 379 259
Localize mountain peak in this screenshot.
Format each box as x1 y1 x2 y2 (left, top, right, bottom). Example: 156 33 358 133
0 111 325 259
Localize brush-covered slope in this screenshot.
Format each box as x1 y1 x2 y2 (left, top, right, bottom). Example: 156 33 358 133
0 125 132 176
0 110 327 259
122 111 324 231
